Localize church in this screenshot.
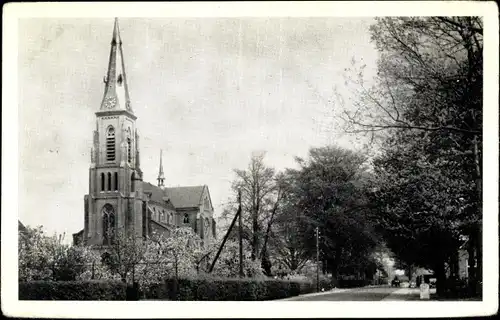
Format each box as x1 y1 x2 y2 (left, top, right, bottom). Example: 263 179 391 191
73 19 215 247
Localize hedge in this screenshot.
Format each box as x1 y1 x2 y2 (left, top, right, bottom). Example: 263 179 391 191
146 277 316 301
19 280 127 300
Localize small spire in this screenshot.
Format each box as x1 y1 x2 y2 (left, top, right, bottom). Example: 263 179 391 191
157 149 165 187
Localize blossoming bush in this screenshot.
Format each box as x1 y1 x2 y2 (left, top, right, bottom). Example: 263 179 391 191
209 240 265 278
19 226 90 281
135 228 200 292
19 225 269 300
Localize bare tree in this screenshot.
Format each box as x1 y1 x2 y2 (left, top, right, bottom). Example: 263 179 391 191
231 153 279 261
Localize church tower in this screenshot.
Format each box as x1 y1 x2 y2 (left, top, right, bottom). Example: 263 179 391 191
84 18 144 246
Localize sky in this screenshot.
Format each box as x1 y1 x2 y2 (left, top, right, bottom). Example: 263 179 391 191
18 17 379 240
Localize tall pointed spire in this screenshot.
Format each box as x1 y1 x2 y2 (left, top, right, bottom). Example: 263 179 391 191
157 149 165 187
100 18 132 113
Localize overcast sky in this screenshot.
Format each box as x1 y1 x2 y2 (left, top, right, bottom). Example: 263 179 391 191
18 17 379 239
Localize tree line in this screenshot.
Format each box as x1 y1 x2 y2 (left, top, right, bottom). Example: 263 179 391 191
338 17 483 296
219 17 483 297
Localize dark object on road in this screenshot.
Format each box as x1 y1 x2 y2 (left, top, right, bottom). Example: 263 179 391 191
391 278 400 287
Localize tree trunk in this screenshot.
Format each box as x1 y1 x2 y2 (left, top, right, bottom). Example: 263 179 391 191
174 257 179 281
475 228 482 297
290 248 298 271
261 249 272 276
331 248 342 285
435 261 447 297
467 234 477 294
260 191 280 261
472 135 482 297
251 208 259 261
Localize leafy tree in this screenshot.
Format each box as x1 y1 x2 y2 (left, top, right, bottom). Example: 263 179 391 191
370 136 467 293
281 146 381 281
266 173 310 274
338 17 483 295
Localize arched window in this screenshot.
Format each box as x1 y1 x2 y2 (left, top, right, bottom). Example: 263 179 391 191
107 172 112 191
126 128 132 164
160 210 165 223
100 173 105 191
183 213 189 224
131 172 135 192
114 172 118 191
102 204 115 245
167 212 170 225
106 126 116 161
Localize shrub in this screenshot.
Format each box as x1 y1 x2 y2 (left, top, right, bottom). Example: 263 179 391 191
19 280 127 300
147 277 312 301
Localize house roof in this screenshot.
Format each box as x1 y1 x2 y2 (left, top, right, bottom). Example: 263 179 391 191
165 185 206 209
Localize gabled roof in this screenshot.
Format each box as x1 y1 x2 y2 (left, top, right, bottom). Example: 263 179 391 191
165 185 206 209
142 182 176 210
142 182 210 210
18 220 28 235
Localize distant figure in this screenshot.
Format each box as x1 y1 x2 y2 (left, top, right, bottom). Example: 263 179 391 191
391 276 400 287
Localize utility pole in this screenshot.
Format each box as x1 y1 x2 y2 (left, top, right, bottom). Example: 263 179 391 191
316 227 320 292
208 203 241 273
238 189 244 278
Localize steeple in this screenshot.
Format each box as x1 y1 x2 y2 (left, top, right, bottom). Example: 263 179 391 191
157 149 165 187
100 18 132 113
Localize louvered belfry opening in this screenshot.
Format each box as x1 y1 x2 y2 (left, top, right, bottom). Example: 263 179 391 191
106 126 116 161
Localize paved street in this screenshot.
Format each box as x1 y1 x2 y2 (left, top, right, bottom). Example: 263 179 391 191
282 286 423 301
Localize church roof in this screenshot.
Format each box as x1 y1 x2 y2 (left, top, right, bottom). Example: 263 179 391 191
165 185 206 209
142 182 208 210
143 182 164 201
18 220 28 235
142 182 207 209
142 182 175 210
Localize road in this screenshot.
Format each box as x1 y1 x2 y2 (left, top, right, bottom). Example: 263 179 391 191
282 286 423 301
